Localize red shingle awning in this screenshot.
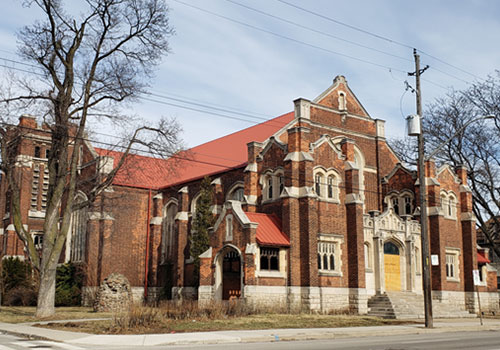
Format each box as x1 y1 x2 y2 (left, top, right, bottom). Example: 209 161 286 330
245 212 290 247
478 251 490 264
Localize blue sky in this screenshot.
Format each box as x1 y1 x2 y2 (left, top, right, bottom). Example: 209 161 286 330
1 0 499 148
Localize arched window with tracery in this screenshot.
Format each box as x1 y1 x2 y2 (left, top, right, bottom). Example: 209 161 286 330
162 201 178 261
70 192 88 262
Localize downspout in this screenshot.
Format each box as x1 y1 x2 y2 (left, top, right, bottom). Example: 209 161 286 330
144 189 152 302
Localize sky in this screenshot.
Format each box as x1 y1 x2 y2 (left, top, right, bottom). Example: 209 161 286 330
0 0 499 149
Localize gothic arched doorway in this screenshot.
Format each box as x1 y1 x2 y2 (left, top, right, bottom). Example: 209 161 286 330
222 249 241 300
384 241 401 291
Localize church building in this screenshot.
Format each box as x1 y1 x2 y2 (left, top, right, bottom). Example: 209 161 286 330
1 76 498 317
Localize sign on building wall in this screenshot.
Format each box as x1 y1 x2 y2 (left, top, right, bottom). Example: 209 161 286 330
431 254 439 266
473 269 481 286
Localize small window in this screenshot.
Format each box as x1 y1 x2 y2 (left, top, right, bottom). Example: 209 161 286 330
45 149 50 158
230 187 245 202
33 232 43 249
34 146 41 158
318 241 336 271
226 215 233 241
260 247 279 271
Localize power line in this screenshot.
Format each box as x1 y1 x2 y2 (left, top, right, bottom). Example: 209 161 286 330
275 0 483 82
3 120 436 197
275 0 413 49
224 0 412 63
171 0 408 74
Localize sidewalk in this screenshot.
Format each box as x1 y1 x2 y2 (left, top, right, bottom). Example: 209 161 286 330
0 317 499 347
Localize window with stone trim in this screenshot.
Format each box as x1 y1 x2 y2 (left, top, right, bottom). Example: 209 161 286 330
225 215 233 241
315 173 322 197
441 191 458 220
229 187 245 202
70 193 88 262
162 201 177 261
313 168 340 201
261 169 284 201
364 242 372 270
445 248 460 281
317 234 343 275
259 247 279 271
318 241 336 271
385 191 414 216
32 231 43 250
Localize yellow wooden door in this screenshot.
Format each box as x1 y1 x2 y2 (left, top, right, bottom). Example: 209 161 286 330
384 254 401 291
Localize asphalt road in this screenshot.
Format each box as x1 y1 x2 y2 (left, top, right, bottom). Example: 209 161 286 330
1 330 500 350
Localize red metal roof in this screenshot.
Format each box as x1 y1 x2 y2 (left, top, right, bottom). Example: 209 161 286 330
478 251 490 264
95 112 294 189
245 212 290 247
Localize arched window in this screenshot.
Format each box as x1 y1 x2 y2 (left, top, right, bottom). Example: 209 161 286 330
403 196 412 215
267 176 273 200
315 173 322 197
364 243 372 269
278 174 284 196
338 92 346 110
228 185 245 202
162 201 178 261
448 194 457 218
392 197 400 215
70 192 88 262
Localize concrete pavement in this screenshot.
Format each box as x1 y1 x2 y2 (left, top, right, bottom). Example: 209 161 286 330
0 317 499 347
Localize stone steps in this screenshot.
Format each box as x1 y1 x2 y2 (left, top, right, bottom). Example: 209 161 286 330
368 291 475 319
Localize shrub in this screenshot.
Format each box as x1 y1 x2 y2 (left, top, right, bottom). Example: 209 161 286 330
4 285 37 306
55 263 83 306
1 257 37 306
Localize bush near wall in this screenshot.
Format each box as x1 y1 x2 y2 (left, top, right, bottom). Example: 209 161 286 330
55 263 83 306
0 257 37 306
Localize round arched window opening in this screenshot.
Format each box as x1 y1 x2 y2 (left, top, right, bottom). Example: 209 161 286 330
384 241 399 255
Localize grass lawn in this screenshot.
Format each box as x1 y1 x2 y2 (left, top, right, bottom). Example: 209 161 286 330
0 306 112 324
36 313 417 335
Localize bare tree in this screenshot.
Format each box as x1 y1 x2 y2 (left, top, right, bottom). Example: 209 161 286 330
0 0 181 317
390 72 500 259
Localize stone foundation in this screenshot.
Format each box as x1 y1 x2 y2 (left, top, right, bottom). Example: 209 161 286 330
465 291 500 315
172 286 197 300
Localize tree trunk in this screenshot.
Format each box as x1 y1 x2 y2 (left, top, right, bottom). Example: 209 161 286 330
35 266 57 318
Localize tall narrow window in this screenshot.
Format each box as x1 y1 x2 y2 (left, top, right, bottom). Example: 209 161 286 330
392 197 399 215
226 215 233 241
404 196 412 215
267 176 273 200
315 174 322 197
162 202 178 261
327 176 333 198
34 146 41 158
279 175 284 196
70 193 88 262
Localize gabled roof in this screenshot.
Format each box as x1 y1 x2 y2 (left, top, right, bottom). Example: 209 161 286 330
94 148 172 190
94 112 295 189
245 212 290 247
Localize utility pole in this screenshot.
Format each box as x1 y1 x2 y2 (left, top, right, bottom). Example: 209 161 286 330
411 48 433 328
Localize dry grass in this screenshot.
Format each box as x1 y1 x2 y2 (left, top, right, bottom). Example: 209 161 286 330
0 306 112 324
35 301 417 334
